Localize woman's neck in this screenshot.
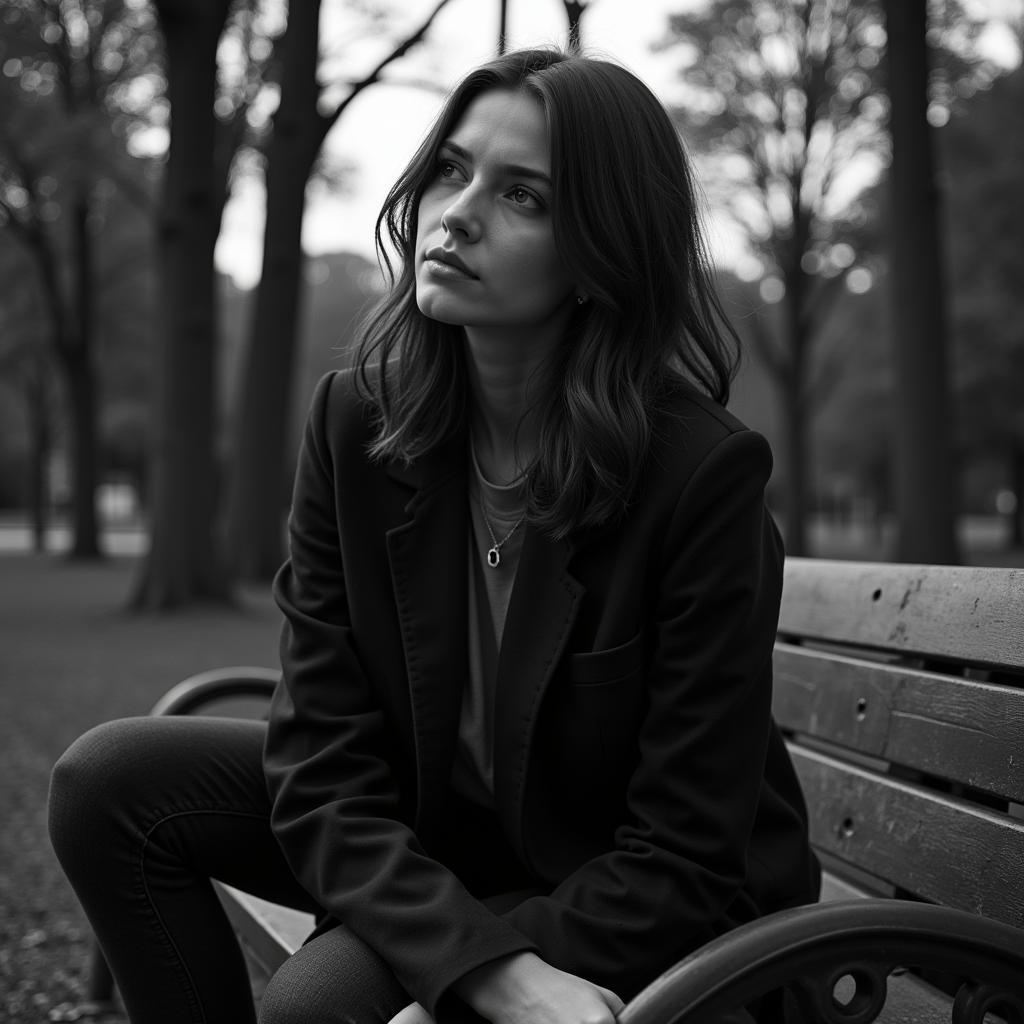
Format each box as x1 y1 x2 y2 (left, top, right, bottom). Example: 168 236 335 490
463 327 552 486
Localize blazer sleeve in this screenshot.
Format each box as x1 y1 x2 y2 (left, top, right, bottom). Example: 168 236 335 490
263 372 535 1014
501 428 786 999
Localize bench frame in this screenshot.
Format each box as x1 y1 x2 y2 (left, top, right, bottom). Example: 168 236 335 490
90 559 1024 1021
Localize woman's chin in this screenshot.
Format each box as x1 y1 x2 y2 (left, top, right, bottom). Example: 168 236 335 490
415 289 469 327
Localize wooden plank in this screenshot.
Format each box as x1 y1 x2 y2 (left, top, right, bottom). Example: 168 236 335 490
773 644 1024 802
819 871 870 902
816 875 974 1022
778 559 1024 671
788 746 1024 928
212 872 952 1023
815 876 993 1023
818 854 895 899
873 973 953 1024
813 876 969 1023
214 882 313 976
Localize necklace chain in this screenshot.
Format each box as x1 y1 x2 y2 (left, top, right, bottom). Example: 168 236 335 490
471 440 525 569
478 497 525 569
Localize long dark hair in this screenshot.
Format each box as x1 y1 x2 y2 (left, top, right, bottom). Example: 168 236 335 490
355 47 740 538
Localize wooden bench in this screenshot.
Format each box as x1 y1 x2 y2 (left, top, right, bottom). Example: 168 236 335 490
623 558 1024 1021
146 558 1024 1020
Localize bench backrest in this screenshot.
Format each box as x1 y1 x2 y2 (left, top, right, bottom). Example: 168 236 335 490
771 558 1024 928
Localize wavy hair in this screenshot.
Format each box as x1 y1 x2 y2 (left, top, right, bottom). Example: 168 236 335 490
355 48 740 538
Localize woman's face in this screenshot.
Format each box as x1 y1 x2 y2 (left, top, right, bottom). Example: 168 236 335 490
414 89 577 340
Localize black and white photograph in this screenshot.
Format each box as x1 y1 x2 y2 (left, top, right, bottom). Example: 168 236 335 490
1 1 1022 1021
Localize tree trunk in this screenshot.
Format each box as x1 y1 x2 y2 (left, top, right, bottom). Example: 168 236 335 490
21 197 103 558
66 194 102 559
64 345 101 559
134 0 234 608
749 301 808 557
782 276 806 557
224 0 451 583
884 0 959 564
563 2 585 53
776 223 812 557
778 366 808 556
498 0 508 54
224 0 323 582
26 365 52 553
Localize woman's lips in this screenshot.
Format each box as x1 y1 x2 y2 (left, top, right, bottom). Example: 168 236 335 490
423 247 477 279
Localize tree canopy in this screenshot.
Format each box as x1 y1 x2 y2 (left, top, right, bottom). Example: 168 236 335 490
661 0 1013 556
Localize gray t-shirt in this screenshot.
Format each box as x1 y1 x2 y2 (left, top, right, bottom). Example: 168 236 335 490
451 448 525 807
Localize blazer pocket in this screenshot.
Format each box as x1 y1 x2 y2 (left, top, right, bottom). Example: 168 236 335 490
568 630 644 685
547 632 646 814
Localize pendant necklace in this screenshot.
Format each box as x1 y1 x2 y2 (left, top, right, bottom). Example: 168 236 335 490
478 496 525 569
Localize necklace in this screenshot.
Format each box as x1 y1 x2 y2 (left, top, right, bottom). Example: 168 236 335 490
478 496 525 568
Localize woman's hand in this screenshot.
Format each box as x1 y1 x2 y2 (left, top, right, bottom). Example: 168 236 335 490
453 951 624 1024
387 1002 435 1024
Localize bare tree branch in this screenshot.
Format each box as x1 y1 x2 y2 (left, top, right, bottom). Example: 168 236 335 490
318 0 455 143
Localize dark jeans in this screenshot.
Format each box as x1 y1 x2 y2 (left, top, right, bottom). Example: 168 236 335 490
48 716 411 1024
49 718 772 1024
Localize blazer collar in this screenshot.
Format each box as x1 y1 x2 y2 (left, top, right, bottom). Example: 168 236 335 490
383 433 587 846
493 525 584 853
384 432 468 834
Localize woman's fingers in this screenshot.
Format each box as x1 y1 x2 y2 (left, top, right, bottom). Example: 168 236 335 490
596 984 626 1016
387 1001 435 1024
453 951 624 1024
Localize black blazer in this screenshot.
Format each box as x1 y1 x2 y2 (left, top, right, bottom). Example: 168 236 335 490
264 369 819 1016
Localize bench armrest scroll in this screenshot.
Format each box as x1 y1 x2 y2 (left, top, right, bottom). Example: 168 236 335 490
149 666 281 716
619 900 1024 1024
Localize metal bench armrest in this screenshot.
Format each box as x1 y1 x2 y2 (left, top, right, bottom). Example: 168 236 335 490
620 900 1024 1024
149 666 280 717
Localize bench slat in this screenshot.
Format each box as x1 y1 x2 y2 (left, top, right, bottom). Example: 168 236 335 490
214 872 956 1021
214 882 312 975
779 559 1024 671
773 644 1024 802
790 746 1024 927
216 874 957 1022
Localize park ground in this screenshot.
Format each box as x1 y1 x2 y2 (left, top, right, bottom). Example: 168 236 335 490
1 520 1021 1020
1 550 279 1021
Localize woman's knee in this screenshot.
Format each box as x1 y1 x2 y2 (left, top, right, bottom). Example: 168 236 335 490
48 717 164 866
259 952 326 1024
259 926 408 1024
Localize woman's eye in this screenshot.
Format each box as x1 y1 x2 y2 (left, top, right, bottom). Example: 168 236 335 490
508 186 541 209
436 158 468 184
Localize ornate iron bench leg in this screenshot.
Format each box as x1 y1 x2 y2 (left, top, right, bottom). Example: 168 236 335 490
83 944 115 1008
619 901 1024 1024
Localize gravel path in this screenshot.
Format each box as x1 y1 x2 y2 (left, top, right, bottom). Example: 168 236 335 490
0 553 279 1021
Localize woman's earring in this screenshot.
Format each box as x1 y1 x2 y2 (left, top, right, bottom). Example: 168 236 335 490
576 294 587 305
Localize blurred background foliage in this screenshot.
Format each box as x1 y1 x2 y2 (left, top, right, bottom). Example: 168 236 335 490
0 0 1021 608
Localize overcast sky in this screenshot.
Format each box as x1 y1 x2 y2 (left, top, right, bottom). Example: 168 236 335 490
215 0 746 286
214 0 1022 288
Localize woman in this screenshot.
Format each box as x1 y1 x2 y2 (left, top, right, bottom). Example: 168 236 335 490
50 48 819 1024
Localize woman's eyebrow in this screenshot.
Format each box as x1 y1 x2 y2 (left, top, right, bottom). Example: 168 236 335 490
441 140 552 186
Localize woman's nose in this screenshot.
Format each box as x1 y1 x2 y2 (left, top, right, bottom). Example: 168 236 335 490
440 189 482 242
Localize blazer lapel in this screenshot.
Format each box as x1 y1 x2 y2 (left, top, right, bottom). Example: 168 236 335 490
385 440 468 836
492 526 584 857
